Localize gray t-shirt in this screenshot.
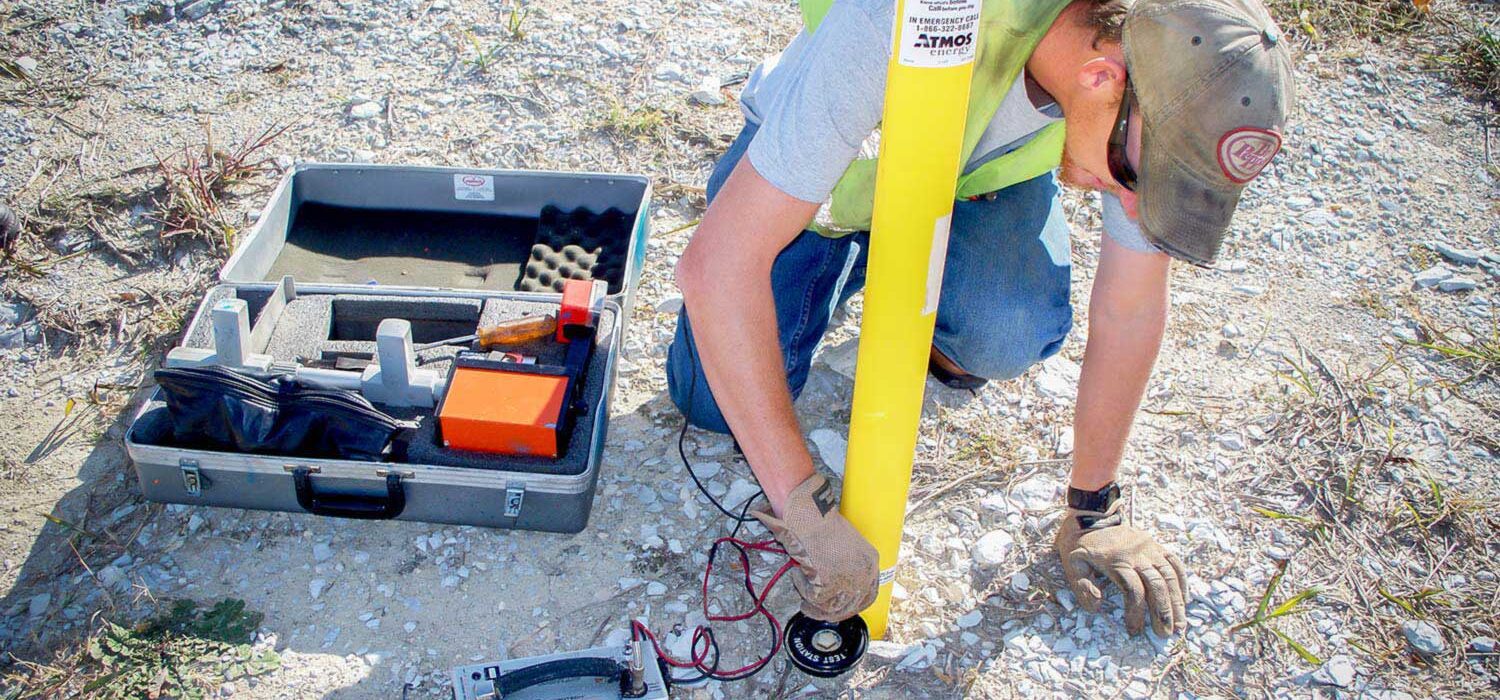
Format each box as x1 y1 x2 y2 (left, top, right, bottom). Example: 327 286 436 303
738 0 1156 253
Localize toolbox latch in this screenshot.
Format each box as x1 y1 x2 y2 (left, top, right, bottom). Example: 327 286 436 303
504 484 525 518
180 460 203 497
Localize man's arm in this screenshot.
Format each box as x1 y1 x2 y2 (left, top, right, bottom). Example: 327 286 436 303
1055 232 1186 638
674 158 821 514
1071 231 1171 490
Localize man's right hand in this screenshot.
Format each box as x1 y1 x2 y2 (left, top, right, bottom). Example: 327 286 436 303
752 473 879 621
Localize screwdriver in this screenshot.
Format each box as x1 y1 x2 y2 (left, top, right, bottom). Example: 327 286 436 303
415 314 557 352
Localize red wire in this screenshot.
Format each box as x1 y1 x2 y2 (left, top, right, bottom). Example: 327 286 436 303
630 537 798 680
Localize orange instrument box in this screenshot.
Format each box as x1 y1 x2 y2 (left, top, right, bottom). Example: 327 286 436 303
437 366 571 458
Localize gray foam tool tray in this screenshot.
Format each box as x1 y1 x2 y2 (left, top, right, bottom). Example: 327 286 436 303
143 289 615 477
265 202 537 290
518 206 631 294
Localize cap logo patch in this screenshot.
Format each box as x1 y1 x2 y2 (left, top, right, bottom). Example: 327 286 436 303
1217 127 1282 183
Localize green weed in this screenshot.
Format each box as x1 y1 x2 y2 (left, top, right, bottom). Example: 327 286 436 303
4 599 279 700
1231 560 1324 665
79 599 280 699
507 1 529 40
600 99 669 140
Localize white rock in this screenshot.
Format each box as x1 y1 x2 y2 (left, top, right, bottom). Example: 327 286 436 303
808 428 847 476
1414 265 1453 288
1221 323 1243 338
1429 241 1482 265
1437 276 1478 292
349 101 382 120
1401 619 1445 656
1311 654 1357 687
1216 433 1245 451
97 565 125 589
1009 476 1059 512
313 542 333 562
866 640 914 661
1055 427 1074 457
819 340 858 379
655 295 683 314
1010 572 1031 593
309 579 327 600
666 630 699 662
1035 356 1080 399
646 582 668 596
956 610 983 629
14 56 38 76
724 479 760 510
603 628 632 647
653 61 685 82
691 462 721 480
689 76 725 106
973 530 1014 567
28 593 49 618
1470 636 1496 653
896 643 936 670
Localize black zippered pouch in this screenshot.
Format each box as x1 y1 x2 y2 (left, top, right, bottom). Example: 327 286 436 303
154 366 415 461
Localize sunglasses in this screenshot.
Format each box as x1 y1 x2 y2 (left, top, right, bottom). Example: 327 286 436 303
1107 80 1138 193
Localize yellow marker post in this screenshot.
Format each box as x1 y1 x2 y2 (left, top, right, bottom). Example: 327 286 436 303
840 0 983 639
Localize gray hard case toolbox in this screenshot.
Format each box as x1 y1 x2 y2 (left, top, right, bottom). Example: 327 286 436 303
125 164 651 533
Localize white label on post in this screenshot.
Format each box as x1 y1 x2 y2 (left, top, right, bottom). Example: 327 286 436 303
923 214 952 315
453 173 495 201
897 0 982 68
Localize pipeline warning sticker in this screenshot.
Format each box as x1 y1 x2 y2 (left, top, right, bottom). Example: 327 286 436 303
453 173 495 201
898 0 981 69
879 566 898 586
923 214 952 315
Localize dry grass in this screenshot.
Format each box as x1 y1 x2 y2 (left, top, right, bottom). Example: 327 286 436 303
1231 341 1498 695
1266 0 1500 105
153 121 290 251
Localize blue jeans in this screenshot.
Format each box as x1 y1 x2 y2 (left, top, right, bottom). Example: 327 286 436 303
667 123 1073 433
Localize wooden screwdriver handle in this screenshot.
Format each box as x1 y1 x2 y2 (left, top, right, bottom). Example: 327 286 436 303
476 314 557 348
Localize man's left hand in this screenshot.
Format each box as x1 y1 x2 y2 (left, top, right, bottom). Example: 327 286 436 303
1054 500 1188 636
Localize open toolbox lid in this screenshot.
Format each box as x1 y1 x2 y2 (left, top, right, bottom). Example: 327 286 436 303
220 163 651 302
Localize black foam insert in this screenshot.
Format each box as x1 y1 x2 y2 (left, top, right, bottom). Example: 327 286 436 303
517 206 631 294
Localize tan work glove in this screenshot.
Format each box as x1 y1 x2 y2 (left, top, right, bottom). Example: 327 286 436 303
752 473 879 621
1055 499 1188 636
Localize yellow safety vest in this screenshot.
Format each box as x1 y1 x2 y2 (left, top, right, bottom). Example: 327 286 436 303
799 0 1073 233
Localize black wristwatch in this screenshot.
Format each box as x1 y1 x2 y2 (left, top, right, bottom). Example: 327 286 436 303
1066 482 1121 512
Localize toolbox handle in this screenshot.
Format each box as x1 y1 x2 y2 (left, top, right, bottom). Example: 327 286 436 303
292 468 407 520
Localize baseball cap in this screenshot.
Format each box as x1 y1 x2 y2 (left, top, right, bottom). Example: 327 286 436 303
1124 0 1297 265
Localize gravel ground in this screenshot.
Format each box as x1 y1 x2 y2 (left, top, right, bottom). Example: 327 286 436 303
0 1 1497 698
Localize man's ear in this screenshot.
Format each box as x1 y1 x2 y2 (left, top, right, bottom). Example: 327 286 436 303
1076 56 1126 92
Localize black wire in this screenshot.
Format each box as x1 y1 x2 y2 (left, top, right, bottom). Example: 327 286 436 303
666 317 781 684
678 420 760 523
